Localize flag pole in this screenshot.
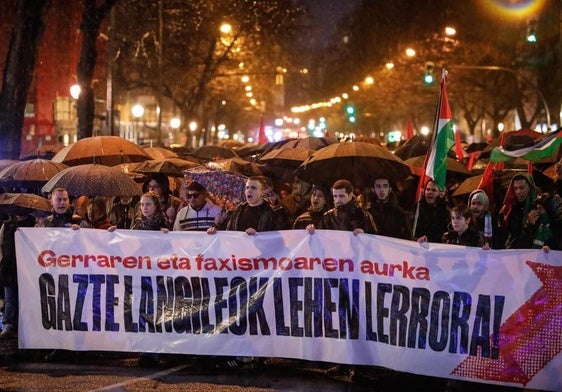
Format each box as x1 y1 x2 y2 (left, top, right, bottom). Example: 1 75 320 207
412 69 447 238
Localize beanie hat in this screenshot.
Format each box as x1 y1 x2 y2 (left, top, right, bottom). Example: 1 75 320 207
469 189 489 207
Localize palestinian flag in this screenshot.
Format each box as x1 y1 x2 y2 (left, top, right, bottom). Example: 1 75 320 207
425 74 456 190
490 127 562 162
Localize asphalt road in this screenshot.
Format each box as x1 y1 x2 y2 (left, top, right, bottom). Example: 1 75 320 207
0 338 524 392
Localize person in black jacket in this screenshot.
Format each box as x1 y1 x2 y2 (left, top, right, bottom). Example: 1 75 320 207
441 204 483 247
367 177 412 240
206 175 277 370
308 179 376 235
0 213 36 339
292 184 331 229
412 180 450 243
208 176 278 235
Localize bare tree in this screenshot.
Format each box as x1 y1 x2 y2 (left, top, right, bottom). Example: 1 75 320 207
75 0 119 140
0 0 51 159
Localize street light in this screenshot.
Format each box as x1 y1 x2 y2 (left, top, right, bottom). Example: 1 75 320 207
131 104 144 142
70 84 81 100
170 117 181 129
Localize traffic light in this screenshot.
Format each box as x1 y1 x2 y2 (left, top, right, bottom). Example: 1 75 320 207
526 19 537 43
423 61 435 85
345 104 356 123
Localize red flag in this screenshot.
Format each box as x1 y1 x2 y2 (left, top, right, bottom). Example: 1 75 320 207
414 154 430 204
466 151 481 171
477 161 495 213
258 116 267 144
527 161 533 174
454 129 464 161
406 119 414 139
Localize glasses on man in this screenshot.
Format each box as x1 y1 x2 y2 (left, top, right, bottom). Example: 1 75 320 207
187 193 200 199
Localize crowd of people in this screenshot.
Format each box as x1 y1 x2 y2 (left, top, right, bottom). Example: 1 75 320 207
1 154 562 379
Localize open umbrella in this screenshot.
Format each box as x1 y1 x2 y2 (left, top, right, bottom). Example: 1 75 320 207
20 144 65 160
41 164 142 198
51 136 152 167
144 146 178 160
258 147 315 169
133 157 199 177
452 169 554 199
277 136 338 151
190 145 239 161
0 192 51 216
394 134 430 160
0 159 68 187
184 167 247 209
0 159 19 172
405 156 471 177
206 157 264 176
295 142 411 187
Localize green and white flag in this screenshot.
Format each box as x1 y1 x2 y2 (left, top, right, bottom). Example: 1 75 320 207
490 127 562 162
425 76 456 190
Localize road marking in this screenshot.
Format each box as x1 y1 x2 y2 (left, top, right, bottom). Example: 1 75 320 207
89 364 189 391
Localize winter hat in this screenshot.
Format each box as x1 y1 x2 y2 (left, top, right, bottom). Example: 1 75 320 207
469 189 489 207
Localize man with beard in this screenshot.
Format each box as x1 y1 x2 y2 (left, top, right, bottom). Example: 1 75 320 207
498 173 537 249
412 180 450 243
468 189 501 249
367 177 412 240
306 179 376 380
307 179 376 235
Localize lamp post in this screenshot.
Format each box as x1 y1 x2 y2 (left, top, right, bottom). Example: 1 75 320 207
131 104 144 143
188 120 197 148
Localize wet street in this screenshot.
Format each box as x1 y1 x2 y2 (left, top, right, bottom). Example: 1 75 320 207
0 338 525 392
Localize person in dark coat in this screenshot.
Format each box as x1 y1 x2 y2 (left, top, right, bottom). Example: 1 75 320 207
0 213 36 339
468 189 502 249
292 184 331 229
310 179 376 235
498 173 536 249
527 192 562 251
206 175 277 370
367 177 412 240
412 179 450 243
441 204 483 247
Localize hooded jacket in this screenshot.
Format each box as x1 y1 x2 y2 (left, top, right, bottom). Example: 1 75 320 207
499 172 536 249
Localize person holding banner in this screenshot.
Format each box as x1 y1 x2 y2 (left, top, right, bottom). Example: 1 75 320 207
131 191 170 233
207 176 278 236
306 179 376 380
41 187 86 361
440 204 483 247
41 187 86 229
173 181 222 232
138 174 180 229
307 179 377 236
412 180 450 243
468 189 501 249
206 175 277 370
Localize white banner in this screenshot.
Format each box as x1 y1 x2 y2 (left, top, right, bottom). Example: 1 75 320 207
15 228 562 391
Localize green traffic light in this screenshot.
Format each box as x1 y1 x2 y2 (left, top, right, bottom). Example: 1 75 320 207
423 72 434 85
346 105 355 115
